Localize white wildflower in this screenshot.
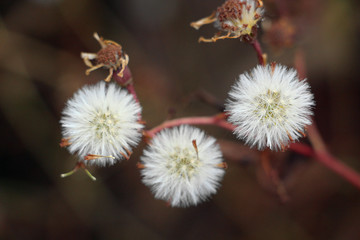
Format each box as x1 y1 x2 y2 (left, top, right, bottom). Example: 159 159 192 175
60 81 143 166
226 64 315 151
140 126 226 207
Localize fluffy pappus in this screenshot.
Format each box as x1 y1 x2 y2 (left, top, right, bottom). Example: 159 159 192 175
139 125 226 207
60 81 143 166
226 64 315 151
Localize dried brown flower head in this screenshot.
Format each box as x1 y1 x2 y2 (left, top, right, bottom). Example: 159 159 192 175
190 0 264 43
81 33 129 82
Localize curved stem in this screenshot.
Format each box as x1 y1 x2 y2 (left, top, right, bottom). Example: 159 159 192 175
290 143 360 189
293 48 360 189
315 151 360 189
145 114 235 138
147 112 360 189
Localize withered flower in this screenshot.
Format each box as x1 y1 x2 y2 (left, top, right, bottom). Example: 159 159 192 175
191 0 264 43
81 33 129 82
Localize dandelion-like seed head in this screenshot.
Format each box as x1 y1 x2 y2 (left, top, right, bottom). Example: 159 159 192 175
191 0 264 42
226 64 315 151
166 145 201 179
60 81 143 166
140 126 226 207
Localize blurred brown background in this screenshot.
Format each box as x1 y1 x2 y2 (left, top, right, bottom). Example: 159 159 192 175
1 0 360 239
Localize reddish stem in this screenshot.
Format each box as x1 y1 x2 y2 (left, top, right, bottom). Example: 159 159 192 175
126 83 140 104
113 66 141 119
289 142 313 157
293 48 360 189
251 39 265 66
145 114 235 138
147 112 360 189
290 143 360 189
315 151 360 189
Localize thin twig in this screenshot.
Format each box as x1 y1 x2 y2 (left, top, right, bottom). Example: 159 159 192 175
145 114 234 138
251 39 265 65
113 67 142 120
146 112 360 189
292 48 360 189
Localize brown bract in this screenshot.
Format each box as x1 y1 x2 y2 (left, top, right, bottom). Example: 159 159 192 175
81 33 129 82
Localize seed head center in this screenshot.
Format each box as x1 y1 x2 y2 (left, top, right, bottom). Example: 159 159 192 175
167 147 200 179
96 45 122 68
90 110 119 139
254 90 287 125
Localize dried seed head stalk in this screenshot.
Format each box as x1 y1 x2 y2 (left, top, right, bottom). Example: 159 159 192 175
190 0 264 43
81 33 129 82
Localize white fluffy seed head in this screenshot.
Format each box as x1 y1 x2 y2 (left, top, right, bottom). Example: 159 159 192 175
226 64 315 151
140 125 226 207
60 81 143 166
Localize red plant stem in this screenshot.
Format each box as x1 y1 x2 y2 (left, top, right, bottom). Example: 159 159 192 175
146 116 311 158
293 48 360 189
290 143 360 189
126 83 140 104
113 67 139 102
315 151 360 189
146 114 235 138
251 39 265 66
289 142 313 157
146 113 360 189
248 38 360 189
113 67 141 120
147 115 316 158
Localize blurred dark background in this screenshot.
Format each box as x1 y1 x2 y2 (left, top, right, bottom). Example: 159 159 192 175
1 0 360 239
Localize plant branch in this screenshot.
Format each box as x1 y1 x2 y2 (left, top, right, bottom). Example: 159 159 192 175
146 112 360 189
113 66 141 120
251 39 265 65
145 114 235 138
293 48 360 189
